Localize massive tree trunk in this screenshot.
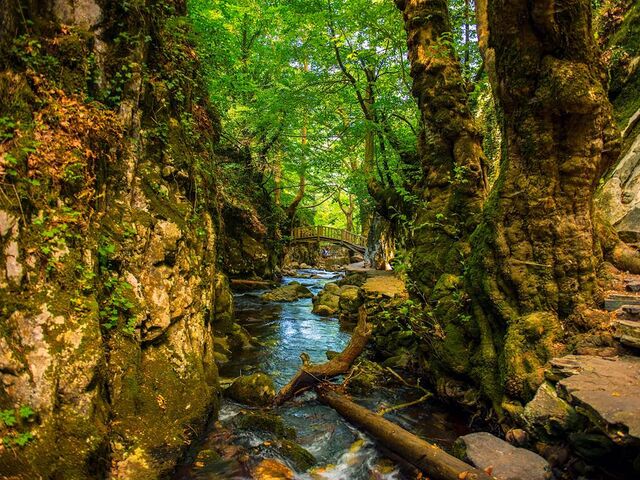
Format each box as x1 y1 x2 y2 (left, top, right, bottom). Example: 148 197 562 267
464 0 622 404
395 0 487 296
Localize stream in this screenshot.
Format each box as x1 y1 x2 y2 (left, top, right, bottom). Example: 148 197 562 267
174 269 470 479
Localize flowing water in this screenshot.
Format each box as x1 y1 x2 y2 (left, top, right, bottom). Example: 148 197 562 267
174 269 469 480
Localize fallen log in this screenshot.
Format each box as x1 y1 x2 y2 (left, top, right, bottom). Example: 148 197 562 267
273 307 371 405
316 387 494 480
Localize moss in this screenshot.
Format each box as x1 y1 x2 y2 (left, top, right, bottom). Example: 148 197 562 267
608 2 640 127
225 373 276 407
438 322 471 375
233 411 296 440
272 440 316 471
502 312 562 400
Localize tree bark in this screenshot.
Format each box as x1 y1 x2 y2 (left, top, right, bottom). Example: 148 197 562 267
395 0 487 297
286 172 306 220
464 0 622 402
316 388 493 480
274 308 371 405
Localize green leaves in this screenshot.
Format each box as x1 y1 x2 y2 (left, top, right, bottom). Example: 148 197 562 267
0 410 17 427
0 406 35 448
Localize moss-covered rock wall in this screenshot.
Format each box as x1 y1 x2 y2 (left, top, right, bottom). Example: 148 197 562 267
598 1 640 243
0 1 255 477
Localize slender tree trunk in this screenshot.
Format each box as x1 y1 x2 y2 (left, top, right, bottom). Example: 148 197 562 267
463 0 471 71
273 153 282 207
395 0 487 296
337 191 355 232
286 59 309 221
465 0 621 403
286 173 306 220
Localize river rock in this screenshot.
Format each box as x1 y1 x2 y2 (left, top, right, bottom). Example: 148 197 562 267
339 285 362 313
233 411 296 440
272 440 316 471
262 282 313 302
524 382 581 437
550 355 640 444
252 459 294 480
456 432 551 480
312 283 341 316
225 373 276 406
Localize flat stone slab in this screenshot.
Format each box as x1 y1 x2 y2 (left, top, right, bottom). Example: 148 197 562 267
613 319 640 344
604 293 640 311
550 355 640 444
361 273 407 299
458 432 551 480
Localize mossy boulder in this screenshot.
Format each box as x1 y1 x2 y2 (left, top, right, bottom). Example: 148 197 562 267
339 285 362 313
523 382 582 437
233 411 296 440
262 282 313 302
225 373 276 406
273 440 316 471
312 283 341 316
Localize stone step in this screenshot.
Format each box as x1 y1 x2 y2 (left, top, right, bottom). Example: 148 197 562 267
620 334 640 349
548 355 640 444
625 280 640 293
621 304 640 317
455 432 551 480
613 318 640 352
604 293 640 311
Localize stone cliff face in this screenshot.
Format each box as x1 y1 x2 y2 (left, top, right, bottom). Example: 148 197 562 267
0 1 246 478
599 2 640 242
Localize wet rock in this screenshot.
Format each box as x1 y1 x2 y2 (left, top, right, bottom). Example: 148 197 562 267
233 411 296 440
550 355 640 443
225 373 276 406
524 382 581 437
272 440 315 471
261 283 313 302
252 459 294 480
456 432 552 480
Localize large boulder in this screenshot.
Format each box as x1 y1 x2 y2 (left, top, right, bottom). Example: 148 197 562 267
523 382 581 437
312 283 341 316
455 432 551 480
225 373 276 406
261 282 313 302
549 355 640 444
339 285 363 313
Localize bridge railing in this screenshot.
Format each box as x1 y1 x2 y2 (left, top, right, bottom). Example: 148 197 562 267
291 226 366 248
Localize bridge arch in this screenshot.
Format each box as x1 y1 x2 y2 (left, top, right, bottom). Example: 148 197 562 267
290 226 366 254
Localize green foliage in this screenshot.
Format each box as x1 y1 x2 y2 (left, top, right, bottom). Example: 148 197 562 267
0 406 35 448
187 0 420 231
98 238 138 335
0 410 16 427
100 276 137 334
